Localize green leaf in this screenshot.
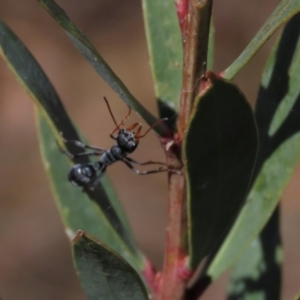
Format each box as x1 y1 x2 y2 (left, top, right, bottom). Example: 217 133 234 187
268 29 300 135
203 13 300 285
224 0 300 80
227 208 282 300
186 17 300 296
293 294 300 300
37 0 167 136
73 231 149 300
37 113 144 270
205 131 300 282
188 11 299 300
142 0 183 112
225 14 300 299
184 75 258 269
0 19 144 270
207 20 214 71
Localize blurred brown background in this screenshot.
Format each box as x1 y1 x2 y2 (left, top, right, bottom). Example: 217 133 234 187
0 0 299 299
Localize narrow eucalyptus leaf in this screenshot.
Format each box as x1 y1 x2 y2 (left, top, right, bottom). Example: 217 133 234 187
205 131 300 283
37 113 144 271
227 209 282 300
142 0 182 112
293 294 300 300
268 19 300 136
225 14 300 299
37 0 167 136
224 0 300 80
0 19 144 270
207 20 214 71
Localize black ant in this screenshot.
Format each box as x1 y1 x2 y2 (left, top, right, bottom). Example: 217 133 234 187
60 97 170 191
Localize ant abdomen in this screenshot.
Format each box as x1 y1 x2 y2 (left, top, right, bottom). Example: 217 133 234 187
68 164 97 187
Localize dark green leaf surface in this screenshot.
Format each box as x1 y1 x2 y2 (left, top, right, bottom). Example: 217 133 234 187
142 0 182 112
224 0 300 80
73 231 149 300
0 19 144 270
226 14 300 299
184 75 258 269
227 208 282 300
206 131 300 283
38 0 167 136
188 17 300 293
268 32 300 135
186 130 300 298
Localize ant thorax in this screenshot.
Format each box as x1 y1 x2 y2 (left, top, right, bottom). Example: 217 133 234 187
116 129 139 154
99 146 123 165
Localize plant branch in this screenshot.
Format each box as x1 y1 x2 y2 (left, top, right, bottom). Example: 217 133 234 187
153 136 189 300
152 2 213 299
177 0 213 139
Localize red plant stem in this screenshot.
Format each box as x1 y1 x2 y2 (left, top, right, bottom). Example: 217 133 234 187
156 172 188 300
151 1 213 298
177 0 213 139
154 2 213 299
152 135 189 300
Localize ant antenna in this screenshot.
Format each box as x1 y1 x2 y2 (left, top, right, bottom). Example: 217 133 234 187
136 118 168 139
103 97 118 127
103 97 131 130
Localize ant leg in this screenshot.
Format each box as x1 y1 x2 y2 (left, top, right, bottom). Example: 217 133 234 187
57 141 103 158
123 157 181 175
60 133 106 152
61 149 103 159
88 166 107 191
124 156 166 166
121 159 168 175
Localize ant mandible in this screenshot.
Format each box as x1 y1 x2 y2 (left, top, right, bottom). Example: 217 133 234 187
60 97 169 191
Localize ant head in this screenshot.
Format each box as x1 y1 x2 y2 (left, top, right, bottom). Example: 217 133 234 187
117 128 139 153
